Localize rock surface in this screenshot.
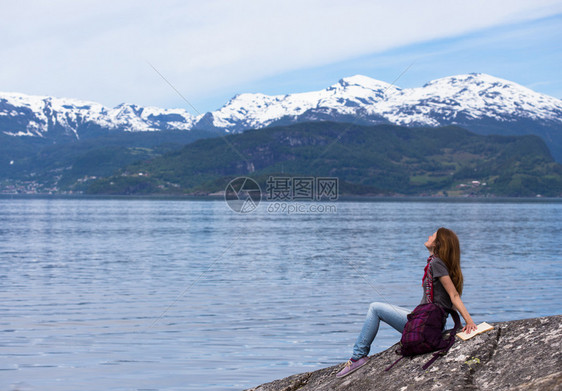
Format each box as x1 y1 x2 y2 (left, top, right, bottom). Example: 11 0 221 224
246 315 562 391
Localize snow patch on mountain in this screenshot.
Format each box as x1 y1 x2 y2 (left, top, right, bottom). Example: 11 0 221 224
1 73 561 139
209 75 402 130
0 92 198 138
210 73 562 131
381 73 562 125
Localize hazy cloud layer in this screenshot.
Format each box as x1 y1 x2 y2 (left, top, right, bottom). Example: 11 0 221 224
1 0 561 111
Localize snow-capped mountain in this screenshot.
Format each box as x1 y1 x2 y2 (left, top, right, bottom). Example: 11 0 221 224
208 75 400 131
206 73 562 162
0 92 197 139
208 73 562 131
2 73 562 159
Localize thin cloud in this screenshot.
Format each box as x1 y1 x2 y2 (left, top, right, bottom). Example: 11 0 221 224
1 0 561 111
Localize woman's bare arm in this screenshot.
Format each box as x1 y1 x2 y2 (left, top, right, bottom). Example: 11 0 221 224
439 275 477 333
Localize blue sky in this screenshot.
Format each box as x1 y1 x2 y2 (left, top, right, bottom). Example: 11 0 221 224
199 12 562 111
1 1 561 113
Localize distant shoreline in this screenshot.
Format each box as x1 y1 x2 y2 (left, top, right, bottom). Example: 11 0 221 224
1 193 561 203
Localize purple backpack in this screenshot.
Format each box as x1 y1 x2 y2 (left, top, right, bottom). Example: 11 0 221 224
386 264 462 371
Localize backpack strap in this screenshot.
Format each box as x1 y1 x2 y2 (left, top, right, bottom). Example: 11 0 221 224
421 307 462 370
422 352 443 370
422 255 435 303
445 307 462 331
385 356 404 371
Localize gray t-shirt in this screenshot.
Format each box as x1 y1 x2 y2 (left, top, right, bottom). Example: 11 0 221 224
420 256 453 311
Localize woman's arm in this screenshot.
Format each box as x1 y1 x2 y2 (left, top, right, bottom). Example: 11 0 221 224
439 275 477 334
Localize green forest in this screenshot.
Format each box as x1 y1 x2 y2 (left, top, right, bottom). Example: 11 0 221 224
83 122 562 197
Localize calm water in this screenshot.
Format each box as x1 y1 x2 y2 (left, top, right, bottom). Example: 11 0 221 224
0 198 561 391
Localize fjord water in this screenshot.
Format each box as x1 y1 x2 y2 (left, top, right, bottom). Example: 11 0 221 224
1 199 560 391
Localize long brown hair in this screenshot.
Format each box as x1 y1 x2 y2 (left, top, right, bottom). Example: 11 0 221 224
433 227 463 296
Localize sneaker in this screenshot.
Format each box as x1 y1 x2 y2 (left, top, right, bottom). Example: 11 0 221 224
335 356 369 378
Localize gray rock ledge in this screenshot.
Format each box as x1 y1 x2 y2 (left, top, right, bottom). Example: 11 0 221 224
246 315 561 391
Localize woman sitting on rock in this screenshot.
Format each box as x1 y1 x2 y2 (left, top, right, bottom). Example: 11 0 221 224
336 227 478 378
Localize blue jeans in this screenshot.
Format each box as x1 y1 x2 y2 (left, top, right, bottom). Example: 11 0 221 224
352 302 411 360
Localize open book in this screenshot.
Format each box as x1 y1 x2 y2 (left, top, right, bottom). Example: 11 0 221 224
456 322 494 341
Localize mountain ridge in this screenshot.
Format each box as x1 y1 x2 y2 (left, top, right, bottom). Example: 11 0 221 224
85 122 562 197
4 73 562 161
206 73 562 130
3 73 562 162
2 73 561 132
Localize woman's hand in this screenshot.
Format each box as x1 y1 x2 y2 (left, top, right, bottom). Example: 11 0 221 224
462 321 477 334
